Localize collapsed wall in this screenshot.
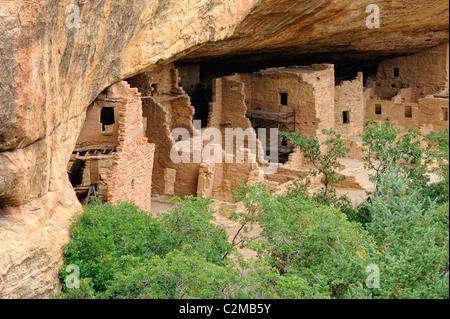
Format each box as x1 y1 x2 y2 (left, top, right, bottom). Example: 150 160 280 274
126 65 200 197
125 64 260 202
0 0 260 299
1 0 448 300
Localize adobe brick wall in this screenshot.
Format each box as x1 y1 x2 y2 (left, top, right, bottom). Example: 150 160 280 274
418 97 449 131
245 65 336 141
209 75 273 167
365 97 449 131
105 81 155 212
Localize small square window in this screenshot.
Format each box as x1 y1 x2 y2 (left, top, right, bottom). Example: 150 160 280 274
442 107 449 121
375 104 382 115
343 111 350 124
394 68 400 78
404 106 412 118
280 93 288 106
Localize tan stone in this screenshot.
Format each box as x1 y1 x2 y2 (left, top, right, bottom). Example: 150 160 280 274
163 168 177 196
335 72 365 138
0 0 449 299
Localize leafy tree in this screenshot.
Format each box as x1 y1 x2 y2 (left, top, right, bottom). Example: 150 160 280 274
159 196 232 266
361 119 400 179
59 196 233 298
57 159 449 299
238 257 330 299
279 129 350 204
234 182 370 298
361 119 430 188
105 248 244 299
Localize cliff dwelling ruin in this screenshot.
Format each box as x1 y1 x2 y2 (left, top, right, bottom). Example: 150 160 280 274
67 43 449 209
0 0 449 299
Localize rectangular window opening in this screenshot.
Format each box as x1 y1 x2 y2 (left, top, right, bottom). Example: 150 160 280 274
100 107 115 131
442 107 449 121
404 105 412 118
343 111 350 124
394 68 400 78
375 104 382 115
280 93 288 106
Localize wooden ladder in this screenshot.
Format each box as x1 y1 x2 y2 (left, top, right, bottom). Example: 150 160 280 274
86 183 99 205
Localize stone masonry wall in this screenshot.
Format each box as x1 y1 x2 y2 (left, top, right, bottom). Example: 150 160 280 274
105 82 155 212
335 72 365 138
374 43 449 100
418 97 450 131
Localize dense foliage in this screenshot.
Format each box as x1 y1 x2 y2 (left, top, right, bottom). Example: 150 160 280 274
348 168 449 299
58 196 234 298
56 125 449 299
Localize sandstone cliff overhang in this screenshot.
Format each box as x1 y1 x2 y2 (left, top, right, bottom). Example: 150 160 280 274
0 0 448 299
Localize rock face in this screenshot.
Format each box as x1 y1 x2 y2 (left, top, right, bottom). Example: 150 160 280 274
0 0 257 298
180 0 450 62
0 0 448 298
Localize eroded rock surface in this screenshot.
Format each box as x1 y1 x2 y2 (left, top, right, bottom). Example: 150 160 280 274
0 0 448 298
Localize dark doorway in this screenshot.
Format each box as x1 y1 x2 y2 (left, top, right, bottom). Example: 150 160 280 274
441 107 449 121
280 93 288 106
375 104 382 115
404 106 412 118
394 68 400 78
343 111 350 124
190 83 212 128
68 159 85 188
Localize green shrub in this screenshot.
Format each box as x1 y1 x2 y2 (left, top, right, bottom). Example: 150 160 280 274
54 278 96 299
348 167 449 299
60 201 166 294
106 248 243 299
57 159 449 299
159 196 232 266
59 196 232 298
234 182 370 298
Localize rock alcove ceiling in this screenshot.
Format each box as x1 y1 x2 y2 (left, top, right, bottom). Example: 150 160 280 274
0 0 448 298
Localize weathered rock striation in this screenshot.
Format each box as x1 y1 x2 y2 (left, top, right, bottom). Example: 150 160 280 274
0 0 448 298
